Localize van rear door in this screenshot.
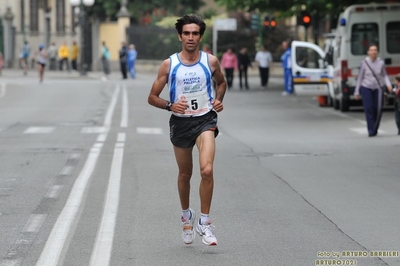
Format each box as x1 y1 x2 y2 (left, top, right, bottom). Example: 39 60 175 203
382 11 400 75
291 41 331 96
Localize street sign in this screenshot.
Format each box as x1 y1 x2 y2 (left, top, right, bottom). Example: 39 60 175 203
214 18 237 31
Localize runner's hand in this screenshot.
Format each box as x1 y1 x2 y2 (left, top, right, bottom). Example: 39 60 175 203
173 98 189 114
212 99 223 112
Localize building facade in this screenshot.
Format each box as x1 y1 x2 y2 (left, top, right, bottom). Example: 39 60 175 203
1 0 78 67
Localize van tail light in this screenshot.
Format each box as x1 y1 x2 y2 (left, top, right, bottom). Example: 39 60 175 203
341 60 348 80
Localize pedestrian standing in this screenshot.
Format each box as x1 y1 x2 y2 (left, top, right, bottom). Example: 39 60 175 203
47 42 57 70
354 44 393 137
58 41 70 71
101 41 110 80
0 52 4 76
119 41 128 79
20 41 31 75
147 14 226 246
394 74 400 135
237 47 252 90
254 45 273 90
36 44 47 83
127 44 137 79
220 47 238 90
71 41 79 71
281 40 293 95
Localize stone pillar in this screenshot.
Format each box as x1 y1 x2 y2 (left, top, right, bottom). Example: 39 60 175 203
3 7 14 68
117 0 131 42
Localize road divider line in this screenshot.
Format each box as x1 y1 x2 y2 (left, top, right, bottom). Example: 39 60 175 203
35 85 121 266
35 144 102 266
23 214 48 233
44 185 63 199
89 141 124 266
120 85 128 128
104 85 120 128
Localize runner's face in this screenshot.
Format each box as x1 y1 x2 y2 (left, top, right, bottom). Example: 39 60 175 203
179 24 202 52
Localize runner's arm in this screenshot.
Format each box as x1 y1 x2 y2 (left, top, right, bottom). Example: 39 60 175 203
209 55 226 112
148 59 188 114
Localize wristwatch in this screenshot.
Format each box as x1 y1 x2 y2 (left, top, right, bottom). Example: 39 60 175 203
166 101 173 111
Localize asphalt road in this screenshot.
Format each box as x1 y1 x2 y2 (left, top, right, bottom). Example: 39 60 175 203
0 69 399 266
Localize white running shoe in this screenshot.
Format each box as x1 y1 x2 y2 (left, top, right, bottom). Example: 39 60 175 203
196 220 217 246
181 209 195 244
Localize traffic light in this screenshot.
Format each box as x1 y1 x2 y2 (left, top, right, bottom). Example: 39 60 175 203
263 15 277 32
263 15 270 29
270 16 277 31
299 11 311 28
250 14 259 31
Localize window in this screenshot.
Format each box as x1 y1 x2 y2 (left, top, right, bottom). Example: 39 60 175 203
295 47 323 69
351 23 379 55
387 21 400 54
56 0 66 33
30 0 39 32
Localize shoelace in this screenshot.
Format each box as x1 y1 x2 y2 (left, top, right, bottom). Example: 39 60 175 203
182 219 193 232
201 224 215 237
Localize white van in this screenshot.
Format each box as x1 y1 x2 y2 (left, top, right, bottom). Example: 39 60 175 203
291 3 400 112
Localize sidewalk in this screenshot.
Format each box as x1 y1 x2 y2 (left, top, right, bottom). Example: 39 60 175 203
0 61 283 80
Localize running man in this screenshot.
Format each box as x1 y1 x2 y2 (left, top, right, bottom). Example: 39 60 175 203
148 14 226 246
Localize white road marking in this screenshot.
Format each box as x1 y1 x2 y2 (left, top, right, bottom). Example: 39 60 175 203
23 127 55 134
59 166 73 176
35 145 102 266
137 127 163 134
81 127 109 134
117 132 126 142
35 85 121 266
23 214 48 233
120 85 128 128
69 153 81 160
350 127 385 135
0 82 6 98
97 133 107 142
89 143 124 266
45 185 63 199
104 85 121 128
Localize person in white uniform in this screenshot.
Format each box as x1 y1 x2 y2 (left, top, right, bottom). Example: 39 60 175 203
148 14 226 246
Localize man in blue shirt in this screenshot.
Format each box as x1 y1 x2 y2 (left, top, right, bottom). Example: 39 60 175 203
280 40 293 95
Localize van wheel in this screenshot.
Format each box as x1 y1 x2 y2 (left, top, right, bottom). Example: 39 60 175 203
333 99 340 110
327 95 334 107
340 98 350 112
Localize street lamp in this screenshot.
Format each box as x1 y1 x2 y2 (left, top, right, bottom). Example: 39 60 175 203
70 0 95 75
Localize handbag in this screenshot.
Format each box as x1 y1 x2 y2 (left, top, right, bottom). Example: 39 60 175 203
364 60 388 92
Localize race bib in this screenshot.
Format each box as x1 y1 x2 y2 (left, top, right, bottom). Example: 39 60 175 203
179 91 210 116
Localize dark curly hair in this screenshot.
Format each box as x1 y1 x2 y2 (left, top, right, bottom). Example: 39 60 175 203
175 14 206 36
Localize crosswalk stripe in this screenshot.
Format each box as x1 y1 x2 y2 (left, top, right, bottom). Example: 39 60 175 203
23 127 55 134
350 127 385 135
136 127 163 134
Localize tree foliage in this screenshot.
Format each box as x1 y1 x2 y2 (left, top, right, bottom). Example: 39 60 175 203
87 0 206 23
214 0 400 18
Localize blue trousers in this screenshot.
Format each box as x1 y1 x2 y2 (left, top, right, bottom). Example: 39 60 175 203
128 61 136 79
284 68 293 94
360 86 383 136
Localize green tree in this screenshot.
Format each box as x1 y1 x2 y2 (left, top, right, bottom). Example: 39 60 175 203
215 0 400 19
87 0 205 22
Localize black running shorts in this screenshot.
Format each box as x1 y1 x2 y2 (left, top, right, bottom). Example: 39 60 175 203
169 111 219 148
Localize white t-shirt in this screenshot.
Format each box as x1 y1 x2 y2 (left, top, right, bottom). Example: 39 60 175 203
255 51 273 68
